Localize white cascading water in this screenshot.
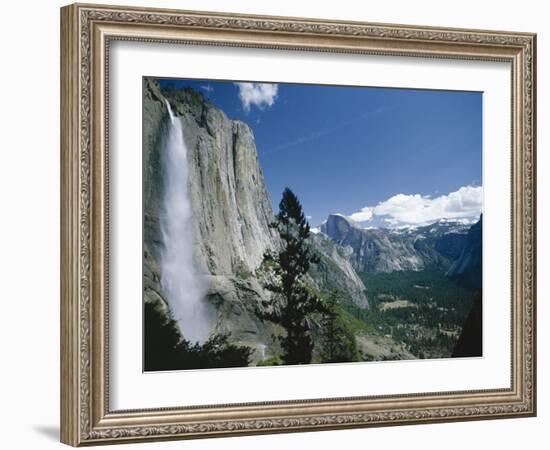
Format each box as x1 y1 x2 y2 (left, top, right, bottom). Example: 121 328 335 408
159 99 213 343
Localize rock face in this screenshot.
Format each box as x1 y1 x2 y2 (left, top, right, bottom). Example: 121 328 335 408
143 79 279 358
446 216 482 290
320 214 472 274
309 233 368 308
165 85 278 276
143 79 368 360
143 81 171 320
448 217 482 357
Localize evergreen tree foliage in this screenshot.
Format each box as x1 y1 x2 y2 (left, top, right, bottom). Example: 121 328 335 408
258 188 327 365
144 302 183 370
320 290 360 363
144 302 252 371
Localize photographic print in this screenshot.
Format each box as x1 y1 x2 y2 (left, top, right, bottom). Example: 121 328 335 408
143 77 483 372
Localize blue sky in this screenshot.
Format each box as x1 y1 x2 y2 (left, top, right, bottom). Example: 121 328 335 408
156 78 482 228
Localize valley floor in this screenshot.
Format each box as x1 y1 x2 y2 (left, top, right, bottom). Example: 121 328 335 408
337 270 476 361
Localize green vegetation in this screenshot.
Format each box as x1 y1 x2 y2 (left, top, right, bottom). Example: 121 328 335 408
341 270 476 359
144 303 253 371
234 259 253 280
358 270 474 326
256 356 283 366
320 290 360 363
256 188 327 365
236 269 253 280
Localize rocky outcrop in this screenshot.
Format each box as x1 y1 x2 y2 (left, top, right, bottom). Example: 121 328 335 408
309 233 368 308
320 214 471 274
356 332 416 361
321 214 425 272
446 216 482 290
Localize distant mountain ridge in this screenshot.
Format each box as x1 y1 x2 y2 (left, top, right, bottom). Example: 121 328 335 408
320 213 478 274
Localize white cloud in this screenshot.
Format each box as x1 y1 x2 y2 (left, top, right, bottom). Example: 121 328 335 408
200 84 214 94
348 207 374 222
349 186 482 227
235 83 278 112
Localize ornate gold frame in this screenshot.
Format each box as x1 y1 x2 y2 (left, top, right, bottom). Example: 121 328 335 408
60 3 537 446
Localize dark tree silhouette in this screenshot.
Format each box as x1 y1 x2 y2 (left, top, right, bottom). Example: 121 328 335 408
453 290 482 357
144 303 183 371
258 188 327 365
144 302 252 371
320 290 360 363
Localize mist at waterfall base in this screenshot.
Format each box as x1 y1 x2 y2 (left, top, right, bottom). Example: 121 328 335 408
159 100 214 343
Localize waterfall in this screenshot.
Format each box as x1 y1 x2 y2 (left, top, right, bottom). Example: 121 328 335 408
159 99 213 343
258 344 267 361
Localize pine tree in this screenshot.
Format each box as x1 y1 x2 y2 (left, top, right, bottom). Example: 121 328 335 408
320 290 359 363
320 290 340 363
259 188 326 365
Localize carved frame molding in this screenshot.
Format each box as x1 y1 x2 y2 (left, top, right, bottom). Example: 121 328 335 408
60 3 536 446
